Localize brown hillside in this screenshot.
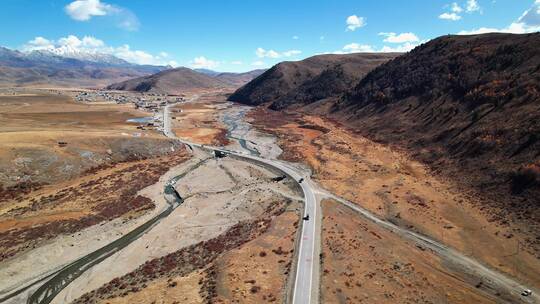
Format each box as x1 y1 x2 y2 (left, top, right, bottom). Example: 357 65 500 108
106 67 227 95
330 33 540 231
228 53 398 109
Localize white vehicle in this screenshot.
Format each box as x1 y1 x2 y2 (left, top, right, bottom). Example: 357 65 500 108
521 289 532 297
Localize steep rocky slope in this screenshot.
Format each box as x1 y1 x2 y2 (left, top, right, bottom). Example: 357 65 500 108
228 53 399 109
330 33 540 225
236 32 540 249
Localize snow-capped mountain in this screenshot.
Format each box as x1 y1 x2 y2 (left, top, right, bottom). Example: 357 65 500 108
26 48 131 66
0 45 167 87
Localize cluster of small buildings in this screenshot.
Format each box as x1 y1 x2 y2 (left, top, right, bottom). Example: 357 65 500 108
133 98 181 112
74 90 185 113
74 91 130 103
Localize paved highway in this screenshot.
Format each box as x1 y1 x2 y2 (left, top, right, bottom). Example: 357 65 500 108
163 102 321 304
3 99 533 304
166 99 539 304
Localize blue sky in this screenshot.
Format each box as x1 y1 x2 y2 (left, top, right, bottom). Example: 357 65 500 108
1 0 539 72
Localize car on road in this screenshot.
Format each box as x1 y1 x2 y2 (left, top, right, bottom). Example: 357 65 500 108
522 289 532 297
298 178 304 183
302 214 309 221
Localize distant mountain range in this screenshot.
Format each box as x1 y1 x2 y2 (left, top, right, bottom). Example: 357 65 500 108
0 46 266 90
107 67 266 94
0 46 167 87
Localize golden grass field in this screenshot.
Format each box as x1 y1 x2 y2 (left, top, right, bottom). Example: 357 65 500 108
0 89 188 261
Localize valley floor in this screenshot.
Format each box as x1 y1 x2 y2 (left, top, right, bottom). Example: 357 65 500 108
247 106 540 302
0 90 538 304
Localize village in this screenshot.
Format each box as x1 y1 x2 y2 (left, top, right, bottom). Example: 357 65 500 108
74 90 185 113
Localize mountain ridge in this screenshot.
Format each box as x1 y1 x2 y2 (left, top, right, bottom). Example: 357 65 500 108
227 53 400 109
107 67 267 94
0 46 166 87
106 67 227 94
231 32 540 231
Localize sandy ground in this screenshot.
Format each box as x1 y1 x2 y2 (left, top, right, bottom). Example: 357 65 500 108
52 149 302 303
321 199 497 304
99 270 206 304
248 108 540 293
96 201 301 304
221 103 283 159
169 94 230 145
212 201 300 303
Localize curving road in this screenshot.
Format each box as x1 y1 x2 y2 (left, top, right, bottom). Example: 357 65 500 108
164 101 321 304
166 99 540 303
166 98 539 304
0 176 186 304
2 97 535 304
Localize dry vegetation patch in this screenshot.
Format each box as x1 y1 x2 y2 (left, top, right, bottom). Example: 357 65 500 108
170 94 230 145
248 107 540 288
212 202 300 303
0 152 190 262
74 200 292 304
321 199 496 304
0 90 175 190
0 90 194 261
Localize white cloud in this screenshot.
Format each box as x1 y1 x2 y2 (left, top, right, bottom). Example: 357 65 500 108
466 0 481 12
292 35 299 40
379 32 420 43
190 56 219 69
65 0 111 21
255 47 301 58
22 35 173 66
65 0 139 31
451 2 464 13
342 43 374 53
282 50 302 57
320 36 325 41
58 35 83 48
459 0 540 34
115 45 165 65
25 37 54 50
251 60 265 66
439 12 462 20
346 15 366 31
256 48 280 58
331 41 420 54
380 42 419 53
24 35 106 52
231 60 243 65
81 36 105 48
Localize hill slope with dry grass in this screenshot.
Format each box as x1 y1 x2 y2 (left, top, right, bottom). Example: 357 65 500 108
106 67 227 94
235 32 540 253
227 53 399 109
330 33 540 230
